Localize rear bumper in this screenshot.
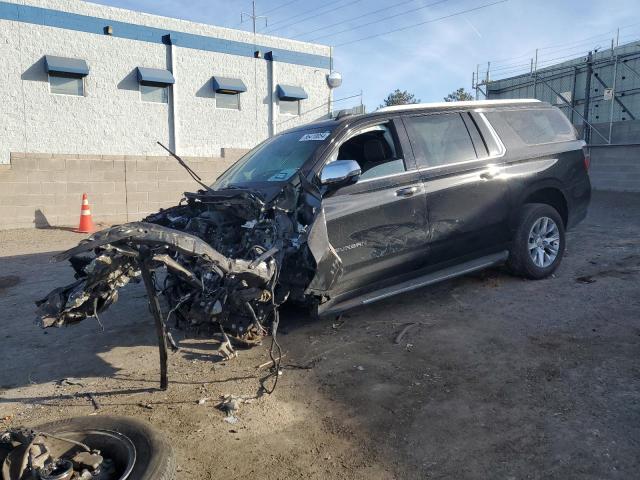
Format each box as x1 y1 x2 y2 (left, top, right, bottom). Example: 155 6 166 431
566 175 591 230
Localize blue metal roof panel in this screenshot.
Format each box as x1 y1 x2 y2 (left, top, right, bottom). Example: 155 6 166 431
137 67 175 85
44 55 89 77
212 76 247 93
277 84 308 100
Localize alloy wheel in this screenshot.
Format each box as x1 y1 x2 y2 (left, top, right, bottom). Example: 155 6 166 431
528 216 560 268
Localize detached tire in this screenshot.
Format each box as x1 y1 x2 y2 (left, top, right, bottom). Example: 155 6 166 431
30 416 175 480
508 203 565 279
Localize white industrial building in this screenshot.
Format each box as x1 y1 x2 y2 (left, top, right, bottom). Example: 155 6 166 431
0 0 334 163
0 0 335 229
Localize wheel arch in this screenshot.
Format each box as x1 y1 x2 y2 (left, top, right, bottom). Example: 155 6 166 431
517 184 569 228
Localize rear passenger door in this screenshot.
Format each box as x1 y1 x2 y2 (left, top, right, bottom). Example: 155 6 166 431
403 111 511 265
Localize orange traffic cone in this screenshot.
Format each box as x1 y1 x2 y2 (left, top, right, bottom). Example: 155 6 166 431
76 193 96 233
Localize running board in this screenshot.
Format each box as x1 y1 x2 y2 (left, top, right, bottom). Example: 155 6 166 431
320 251 509 317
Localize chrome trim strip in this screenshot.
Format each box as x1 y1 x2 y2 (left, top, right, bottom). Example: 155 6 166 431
377 99 541 113
355 166 418 184
477 111 507 156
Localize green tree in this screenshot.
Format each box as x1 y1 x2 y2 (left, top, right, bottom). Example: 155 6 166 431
379 89 420 108
444 87 474 102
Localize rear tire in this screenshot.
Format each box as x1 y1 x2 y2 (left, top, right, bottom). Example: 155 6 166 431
508 203 565 279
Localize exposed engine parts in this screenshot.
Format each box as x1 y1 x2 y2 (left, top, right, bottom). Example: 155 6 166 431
1 429 113 480
1 416 174 480
35 180 338 391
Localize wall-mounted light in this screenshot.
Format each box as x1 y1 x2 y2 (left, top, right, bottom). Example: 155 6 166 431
104 25 113 35
327 71 342 89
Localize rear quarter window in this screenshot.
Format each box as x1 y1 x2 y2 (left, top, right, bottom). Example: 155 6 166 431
485 108 575 145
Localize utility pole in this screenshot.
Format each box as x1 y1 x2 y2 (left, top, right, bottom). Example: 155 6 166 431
241 1 267 34
484 62 490 99
583 51 593 143
472 71 475 98
533 48 539 98
241 2 268 138
608 54 618 143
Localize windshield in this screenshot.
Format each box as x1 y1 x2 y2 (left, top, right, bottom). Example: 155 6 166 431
213 129 333 189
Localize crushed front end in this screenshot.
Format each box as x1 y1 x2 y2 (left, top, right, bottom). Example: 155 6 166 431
35 181 340 389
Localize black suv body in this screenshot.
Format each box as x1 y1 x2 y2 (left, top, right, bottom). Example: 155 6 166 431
278 99 590 314
37 99 590 355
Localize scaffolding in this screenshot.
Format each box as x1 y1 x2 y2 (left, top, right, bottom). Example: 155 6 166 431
473 38 640 145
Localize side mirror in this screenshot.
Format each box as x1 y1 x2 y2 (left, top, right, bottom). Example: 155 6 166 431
320 160 361 186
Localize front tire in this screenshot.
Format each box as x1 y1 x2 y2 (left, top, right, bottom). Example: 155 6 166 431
508 203 565 279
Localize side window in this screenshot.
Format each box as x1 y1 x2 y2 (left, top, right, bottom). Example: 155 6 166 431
472 112 503 156
485 108 575 145
333 122 406 181
280 99 300 116
405 113 477 168
462 113 489 157
216 92 240 110
49 75 84 96
140 84 169 104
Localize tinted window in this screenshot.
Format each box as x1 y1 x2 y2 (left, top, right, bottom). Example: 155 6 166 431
405 113 477 168
462 113 489 157
485 108 574 145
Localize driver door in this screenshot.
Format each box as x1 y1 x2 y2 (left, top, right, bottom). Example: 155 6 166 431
320 118 429 295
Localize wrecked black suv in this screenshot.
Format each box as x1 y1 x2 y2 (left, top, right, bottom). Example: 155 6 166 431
37 99 591 379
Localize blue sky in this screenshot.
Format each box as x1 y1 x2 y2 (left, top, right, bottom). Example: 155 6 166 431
91 0 640 110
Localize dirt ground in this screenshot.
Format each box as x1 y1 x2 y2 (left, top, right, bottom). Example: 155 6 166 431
1 191 639 479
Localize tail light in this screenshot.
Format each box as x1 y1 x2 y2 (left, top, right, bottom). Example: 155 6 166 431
582 146 591 171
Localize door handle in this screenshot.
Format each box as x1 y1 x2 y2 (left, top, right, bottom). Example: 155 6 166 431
395 186 419 197
480 166 502 180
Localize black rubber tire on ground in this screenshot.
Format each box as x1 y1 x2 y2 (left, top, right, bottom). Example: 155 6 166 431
30 416 175 480
507 203 566 280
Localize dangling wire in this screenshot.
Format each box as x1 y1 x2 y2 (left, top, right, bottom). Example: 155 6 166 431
93 297 104 332
260 262 283 394
261 309 282 395
244 301 267 336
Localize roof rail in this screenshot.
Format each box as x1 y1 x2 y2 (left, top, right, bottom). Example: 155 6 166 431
334 110 354 120
377 98 541 113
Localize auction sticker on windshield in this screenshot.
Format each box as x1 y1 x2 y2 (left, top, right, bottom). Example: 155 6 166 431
268 169 298 181
299 132 330 141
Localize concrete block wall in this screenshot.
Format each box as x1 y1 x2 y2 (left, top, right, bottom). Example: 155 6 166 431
589 145 640 192
0 149 246 230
